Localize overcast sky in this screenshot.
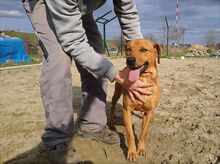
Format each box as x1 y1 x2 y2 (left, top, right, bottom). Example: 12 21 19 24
0 0 219 44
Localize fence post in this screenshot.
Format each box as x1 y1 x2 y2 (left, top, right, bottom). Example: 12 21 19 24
165 17 169 57
96 10 116 57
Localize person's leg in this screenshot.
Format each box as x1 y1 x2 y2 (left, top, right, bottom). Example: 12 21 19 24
23 1 81 162
23 0 73 147
75 13 119 144
75 13 107 131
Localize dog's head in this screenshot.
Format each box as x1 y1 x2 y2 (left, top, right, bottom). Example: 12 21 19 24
125 39 161 70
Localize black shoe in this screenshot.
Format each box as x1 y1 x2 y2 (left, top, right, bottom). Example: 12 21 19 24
77 126 120 145
47 142 81 164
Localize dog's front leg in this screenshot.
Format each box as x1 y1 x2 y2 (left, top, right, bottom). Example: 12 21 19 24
122 108 137 161
138 110 154 156
108 83 123 126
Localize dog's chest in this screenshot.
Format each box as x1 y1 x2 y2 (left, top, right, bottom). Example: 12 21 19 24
123 76 160 112
123 94 154 112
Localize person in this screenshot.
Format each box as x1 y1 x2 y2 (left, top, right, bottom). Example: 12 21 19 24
22 0 152 163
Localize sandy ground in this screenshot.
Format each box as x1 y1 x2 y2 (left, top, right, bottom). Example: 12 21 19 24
0 58 219 164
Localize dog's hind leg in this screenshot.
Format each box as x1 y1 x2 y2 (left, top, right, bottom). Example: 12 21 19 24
137 110 154 156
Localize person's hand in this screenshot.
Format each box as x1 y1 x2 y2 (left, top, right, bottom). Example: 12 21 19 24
114 67 154 103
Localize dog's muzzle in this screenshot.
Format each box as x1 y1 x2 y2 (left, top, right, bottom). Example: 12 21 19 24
126 57 148 74
126 57 136 70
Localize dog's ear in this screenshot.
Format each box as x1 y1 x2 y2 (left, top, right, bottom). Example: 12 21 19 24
154 43 161 64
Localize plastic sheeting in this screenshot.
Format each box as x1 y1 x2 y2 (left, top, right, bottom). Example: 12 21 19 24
0 36 31 63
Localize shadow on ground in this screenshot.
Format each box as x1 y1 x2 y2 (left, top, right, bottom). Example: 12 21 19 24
4 86 126 164
4 140 100 164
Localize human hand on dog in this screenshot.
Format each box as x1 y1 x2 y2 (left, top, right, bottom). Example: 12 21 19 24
114 67 154 103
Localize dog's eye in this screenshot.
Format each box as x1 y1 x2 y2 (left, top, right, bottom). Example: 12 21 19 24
126 48 132 52
141 48 148 53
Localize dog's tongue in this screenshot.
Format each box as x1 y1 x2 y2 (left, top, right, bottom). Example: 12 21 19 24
128 67 142 82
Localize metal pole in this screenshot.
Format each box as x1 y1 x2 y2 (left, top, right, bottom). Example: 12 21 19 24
95 10 112 22
103 23 106 50
165 17 169 57
121 31 123 56
103 23 110 57
182 28 185 44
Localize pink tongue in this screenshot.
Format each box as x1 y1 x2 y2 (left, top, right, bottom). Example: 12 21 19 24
128 67 142 82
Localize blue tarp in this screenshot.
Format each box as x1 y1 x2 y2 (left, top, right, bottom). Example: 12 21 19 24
0 36 31 64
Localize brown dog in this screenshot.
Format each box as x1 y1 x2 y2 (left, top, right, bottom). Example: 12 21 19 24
108 39 161 161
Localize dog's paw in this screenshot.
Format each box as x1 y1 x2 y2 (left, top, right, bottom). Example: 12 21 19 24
137 146 147 156
127 151 138 161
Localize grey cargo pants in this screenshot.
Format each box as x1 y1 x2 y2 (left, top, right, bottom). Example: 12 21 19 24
23 0 107 147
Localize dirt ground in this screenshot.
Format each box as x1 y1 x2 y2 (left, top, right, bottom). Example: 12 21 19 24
0 58 219 164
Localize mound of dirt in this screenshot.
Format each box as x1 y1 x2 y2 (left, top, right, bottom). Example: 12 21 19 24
186 44 210 57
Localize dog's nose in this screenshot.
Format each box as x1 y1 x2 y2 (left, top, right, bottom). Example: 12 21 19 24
126 57 136 69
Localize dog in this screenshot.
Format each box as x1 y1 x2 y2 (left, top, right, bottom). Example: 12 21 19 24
108 39 161 161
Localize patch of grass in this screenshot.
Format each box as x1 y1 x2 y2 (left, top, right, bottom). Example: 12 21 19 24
161 51 187 58
109 51 189 59
0 60 41 68
108 52 125 59
5 31 38 45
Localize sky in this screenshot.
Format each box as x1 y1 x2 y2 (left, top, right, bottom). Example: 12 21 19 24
0 0 219 44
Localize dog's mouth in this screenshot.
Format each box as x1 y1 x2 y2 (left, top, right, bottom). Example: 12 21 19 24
126 57 148 70
127 61 148 82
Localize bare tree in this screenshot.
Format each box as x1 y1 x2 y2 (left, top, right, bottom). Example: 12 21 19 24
111 36 125 55
215 42 220 50
160 23 184 45
203 31 217 48
144 33 157 42
111 36 121 47
169 25 184 44
161 22 167 45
